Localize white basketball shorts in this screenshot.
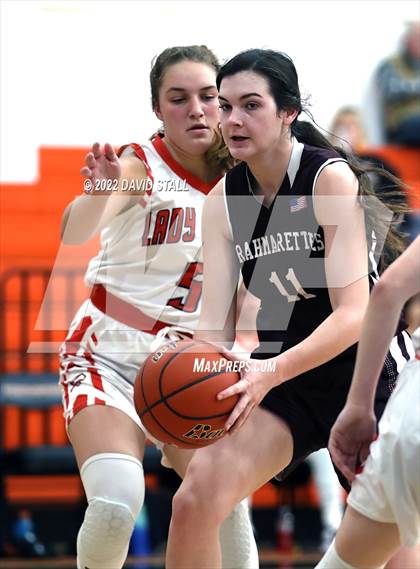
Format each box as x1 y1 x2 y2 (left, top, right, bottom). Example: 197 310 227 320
348 358 420 547
59 299 190 438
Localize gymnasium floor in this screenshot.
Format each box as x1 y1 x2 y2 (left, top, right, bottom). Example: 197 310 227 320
0 550 323 569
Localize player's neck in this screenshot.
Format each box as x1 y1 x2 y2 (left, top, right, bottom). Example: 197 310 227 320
247 139 293 200
163 138 219 184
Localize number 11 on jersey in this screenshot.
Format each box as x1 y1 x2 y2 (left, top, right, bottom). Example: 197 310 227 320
269 268 316 303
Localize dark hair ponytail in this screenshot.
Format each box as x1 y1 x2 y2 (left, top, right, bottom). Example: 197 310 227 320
291 120 336 151
291 118 408 266
217 49 409 268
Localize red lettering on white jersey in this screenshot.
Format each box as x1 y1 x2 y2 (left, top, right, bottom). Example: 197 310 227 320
141 207 196 246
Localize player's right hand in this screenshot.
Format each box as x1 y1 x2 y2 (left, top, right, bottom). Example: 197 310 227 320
80 142 121 188
217 348 277 434
328 401 377 483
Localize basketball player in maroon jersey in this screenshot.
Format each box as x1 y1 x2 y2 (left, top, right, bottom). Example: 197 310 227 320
165 48 412 569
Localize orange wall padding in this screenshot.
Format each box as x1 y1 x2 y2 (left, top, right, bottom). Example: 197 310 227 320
2 405 68 450
1 147 99 372
5 475 83 504
1 148 91 271
251 478 337 509
365 146 420 209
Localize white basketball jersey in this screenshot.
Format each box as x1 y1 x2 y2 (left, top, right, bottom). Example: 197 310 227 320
85 134 219 330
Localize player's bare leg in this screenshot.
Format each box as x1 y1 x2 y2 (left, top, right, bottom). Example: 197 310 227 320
384 545 420 569
69 406 146 569
162 445 195 478
69 405 145 467
316 505 401 569
166 406 293 569
164 444 260 568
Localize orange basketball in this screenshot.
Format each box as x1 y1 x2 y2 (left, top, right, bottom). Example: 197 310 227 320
134 339 240 448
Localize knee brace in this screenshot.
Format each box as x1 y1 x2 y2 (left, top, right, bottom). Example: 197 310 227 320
220 498 259 569
77 453 144 569
77 497 136 569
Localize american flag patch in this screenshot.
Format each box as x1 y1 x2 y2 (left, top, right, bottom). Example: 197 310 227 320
289 196 307 212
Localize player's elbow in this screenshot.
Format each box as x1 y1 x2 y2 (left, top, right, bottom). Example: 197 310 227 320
61 232 90 245
60 221 93 245
337 301 369 345
60 204 95 244
350 307 368 342
371 276 404 309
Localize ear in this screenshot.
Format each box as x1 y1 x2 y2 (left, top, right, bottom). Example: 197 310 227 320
154 104 163 122
282 108 299 126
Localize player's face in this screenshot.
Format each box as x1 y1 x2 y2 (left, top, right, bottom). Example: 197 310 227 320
155 61 219 155
405 23 420 59
218 71 287 161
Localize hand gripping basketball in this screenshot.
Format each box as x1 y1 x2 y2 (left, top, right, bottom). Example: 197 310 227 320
134 339 240 448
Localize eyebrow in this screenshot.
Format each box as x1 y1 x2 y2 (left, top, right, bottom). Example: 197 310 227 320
166 85 217 94
219 92 264 102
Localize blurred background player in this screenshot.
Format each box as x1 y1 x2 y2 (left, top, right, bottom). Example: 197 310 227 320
60 45 258 569
328 106 412 250
317 236 420 569
404 292 420 335
374 21 420 148
329 106 368 155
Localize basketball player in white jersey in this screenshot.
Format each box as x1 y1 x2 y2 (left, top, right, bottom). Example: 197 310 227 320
60 46 258 569
317 236 420 569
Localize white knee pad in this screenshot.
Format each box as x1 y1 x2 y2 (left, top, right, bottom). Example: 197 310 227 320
220 498 259 569
315 539 385 569
77 453 145 569
77 497 136 569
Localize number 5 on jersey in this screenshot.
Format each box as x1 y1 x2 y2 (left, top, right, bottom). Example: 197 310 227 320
167 262 203 313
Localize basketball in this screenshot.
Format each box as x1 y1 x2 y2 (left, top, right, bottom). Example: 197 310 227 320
134 339 240 448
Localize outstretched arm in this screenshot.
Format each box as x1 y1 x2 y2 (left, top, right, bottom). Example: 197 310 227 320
329 236 420 481
61 142 147 244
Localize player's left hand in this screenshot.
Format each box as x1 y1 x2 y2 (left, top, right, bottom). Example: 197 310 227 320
217 350 278 434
